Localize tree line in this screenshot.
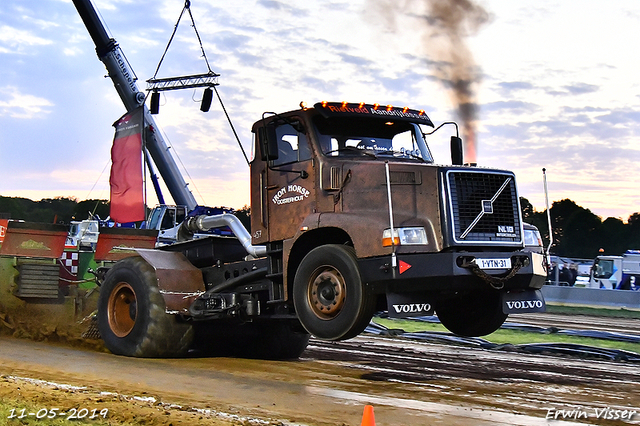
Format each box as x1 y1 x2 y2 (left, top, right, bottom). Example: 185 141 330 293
521 198 640 259
0 196 109 224
1 195 638 259
0 195 252 232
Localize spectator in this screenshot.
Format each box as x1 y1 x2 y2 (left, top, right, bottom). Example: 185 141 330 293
547 262 558 284
568 264 578 286
559 264 571 286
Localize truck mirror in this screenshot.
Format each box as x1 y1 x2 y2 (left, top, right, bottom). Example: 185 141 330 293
450 136 463 165
258 125 279 161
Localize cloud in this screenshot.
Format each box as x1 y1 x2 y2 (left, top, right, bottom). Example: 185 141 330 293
546 82 600 97
594 108 640 126
496 81 535 93
482 100 538 114
563 82 599 95
0 86 53 118
0 25 52 54
336 52 375 68
257 0 308 16
213 31 252 51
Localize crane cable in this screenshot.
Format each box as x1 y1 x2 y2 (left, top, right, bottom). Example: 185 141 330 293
151 0 249 166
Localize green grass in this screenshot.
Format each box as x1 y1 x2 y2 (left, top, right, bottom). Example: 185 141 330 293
373 317 640 354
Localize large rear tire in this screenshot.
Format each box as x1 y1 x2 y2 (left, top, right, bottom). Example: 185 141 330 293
98 256 194 357
436 290 507 337
293 244 375 340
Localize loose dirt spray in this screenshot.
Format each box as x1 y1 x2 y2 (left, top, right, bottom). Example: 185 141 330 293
366 0 490 163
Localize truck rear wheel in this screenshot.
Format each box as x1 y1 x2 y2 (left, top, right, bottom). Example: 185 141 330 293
98 256 194 357
293 244 375 340
436 290 507 337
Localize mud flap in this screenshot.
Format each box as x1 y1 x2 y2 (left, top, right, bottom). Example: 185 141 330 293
386 292 435 318
502 289 546 314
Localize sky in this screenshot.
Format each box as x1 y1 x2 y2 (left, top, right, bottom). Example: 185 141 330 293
0 0 639 222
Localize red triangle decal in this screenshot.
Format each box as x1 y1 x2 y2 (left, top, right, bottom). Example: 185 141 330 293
399 260 412 274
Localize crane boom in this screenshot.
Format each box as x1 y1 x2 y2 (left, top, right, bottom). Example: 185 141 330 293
72 0 198 211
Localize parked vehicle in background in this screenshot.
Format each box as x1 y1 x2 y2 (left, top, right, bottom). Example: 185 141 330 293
589 250 640 290
66 219 99 250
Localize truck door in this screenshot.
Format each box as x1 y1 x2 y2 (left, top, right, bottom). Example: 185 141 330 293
590 257 618 289
265 120 315 242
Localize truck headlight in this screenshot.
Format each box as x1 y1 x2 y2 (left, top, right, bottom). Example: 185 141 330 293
382 227 428 247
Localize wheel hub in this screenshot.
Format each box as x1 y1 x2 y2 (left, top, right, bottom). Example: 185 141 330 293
107 282 137 337
309 269 346 319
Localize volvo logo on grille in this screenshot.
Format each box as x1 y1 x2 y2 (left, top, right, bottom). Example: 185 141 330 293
482 200 493 214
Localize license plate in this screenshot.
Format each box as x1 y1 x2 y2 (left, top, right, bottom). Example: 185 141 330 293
476 257 511 270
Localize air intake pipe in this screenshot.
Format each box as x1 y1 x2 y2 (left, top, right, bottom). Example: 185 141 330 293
179 213 267 258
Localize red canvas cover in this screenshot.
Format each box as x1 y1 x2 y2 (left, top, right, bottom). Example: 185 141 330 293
110 107 145 223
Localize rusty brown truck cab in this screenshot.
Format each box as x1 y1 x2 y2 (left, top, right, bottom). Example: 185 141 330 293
96 101 546 359
248 102 546 341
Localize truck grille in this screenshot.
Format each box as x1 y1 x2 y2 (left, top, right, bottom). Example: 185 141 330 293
447 170 522 245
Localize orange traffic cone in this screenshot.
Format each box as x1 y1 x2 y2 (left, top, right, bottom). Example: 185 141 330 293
360 405 376 426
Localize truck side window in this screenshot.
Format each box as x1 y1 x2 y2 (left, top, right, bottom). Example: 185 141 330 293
161 209 175 230
175 208 185 224
593 259 614 279
273 123 310 166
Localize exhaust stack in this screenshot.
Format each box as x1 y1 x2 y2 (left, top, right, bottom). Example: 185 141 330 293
180 213 267 258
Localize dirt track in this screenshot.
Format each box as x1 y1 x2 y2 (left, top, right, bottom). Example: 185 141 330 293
1 326 639 426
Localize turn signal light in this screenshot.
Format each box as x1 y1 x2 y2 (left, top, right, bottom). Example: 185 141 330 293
382 233 400 247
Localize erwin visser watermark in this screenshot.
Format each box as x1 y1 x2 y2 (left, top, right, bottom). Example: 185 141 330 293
546 406 637 421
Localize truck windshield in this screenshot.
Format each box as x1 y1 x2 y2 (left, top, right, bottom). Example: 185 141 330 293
147 207 164 230
592 259 614 279
313 116 433 162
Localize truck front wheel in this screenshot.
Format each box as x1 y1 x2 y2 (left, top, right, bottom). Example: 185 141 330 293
293 245 375 340
436 290 507 337
98 256 194 357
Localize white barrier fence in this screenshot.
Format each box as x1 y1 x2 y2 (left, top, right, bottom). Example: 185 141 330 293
542 285 640 309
